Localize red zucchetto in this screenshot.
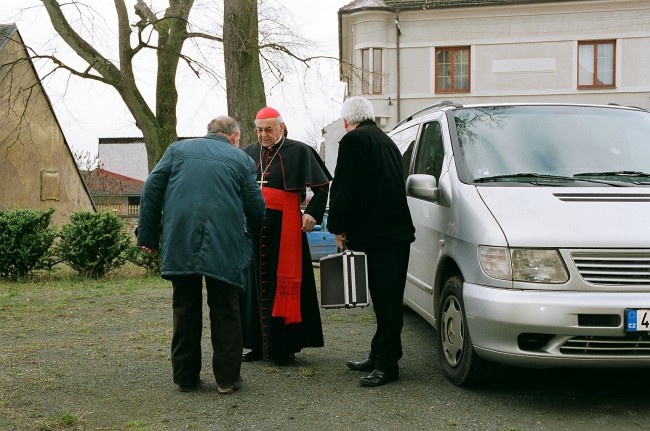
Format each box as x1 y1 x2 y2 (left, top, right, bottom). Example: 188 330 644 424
256 106 281 119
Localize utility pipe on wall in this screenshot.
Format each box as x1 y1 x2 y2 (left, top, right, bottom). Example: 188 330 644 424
395 11 402 122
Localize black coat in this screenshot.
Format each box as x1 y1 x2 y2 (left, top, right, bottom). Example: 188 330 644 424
327 120 415 251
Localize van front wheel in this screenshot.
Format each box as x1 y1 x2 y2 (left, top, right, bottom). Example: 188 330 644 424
436 275 483 386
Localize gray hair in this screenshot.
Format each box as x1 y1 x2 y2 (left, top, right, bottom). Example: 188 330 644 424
254 116 284 127
341 96 375 125
207 116 240 135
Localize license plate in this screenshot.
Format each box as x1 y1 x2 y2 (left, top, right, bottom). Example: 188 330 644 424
625 309 650 333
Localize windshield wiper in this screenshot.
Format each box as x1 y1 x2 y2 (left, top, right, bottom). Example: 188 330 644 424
573 171 650 185
474 173 627 186
574 171 650 177
474 173 574 183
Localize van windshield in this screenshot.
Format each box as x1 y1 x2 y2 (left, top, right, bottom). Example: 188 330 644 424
453 105 650 185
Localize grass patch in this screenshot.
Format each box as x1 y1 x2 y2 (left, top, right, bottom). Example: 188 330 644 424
0 264 166 321
300 367 315 377
126 420 148 430
36 412 81 430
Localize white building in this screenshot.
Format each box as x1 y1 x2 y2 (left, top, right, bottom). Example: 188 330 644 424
324 0 650 169
98 138 149 182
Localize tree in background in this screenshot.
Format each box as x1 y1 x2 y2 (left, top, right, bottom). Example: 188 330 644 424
1 1 329 169
222 0 335 147
39 0 216 171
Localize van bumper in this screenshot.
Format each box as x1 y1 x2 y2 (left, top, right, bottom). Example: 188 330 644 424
463 282 650 368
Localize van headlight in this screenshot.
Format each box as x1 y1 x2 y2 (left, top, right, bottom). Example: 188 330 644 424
478 246 569 283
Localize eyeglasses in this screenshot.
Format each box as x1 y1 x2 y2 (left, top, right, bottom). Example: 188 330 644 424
256 126 279 134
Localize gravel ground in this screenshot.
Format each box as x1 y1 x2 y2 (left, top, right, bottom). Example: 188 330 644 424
2 269 650 431
1 270 442 431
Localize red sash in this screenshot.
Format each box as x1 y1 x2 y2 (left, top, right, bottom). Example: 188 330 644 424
262 187 302 324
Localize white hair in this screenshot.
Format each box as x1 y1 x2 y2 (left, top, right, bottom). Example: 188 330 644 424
341 96 375 125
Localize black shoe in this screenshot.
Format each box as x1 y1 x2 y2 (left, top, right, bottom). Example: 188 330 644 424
273 353 295 366
242 350 263 362
346 358 375 372
359 369 399 387
178 379 201 392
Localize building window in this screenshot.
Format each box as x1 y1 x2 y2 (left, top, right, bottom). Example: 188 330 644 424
361 48 382 94
435 46 470 93
128 196 141 206
578 40 615 88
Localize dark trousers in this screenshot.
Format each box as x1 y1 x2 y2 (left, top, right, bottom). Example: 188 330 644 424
364 241 411 373
170 275 242 387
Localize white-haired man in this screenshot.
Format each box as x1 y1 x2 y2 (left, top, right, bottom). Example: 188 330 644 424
327 96 415 387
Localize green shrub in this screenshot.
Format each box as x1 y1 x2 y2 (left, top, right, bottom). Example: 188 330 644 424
56 211 131 278
0 208 57 280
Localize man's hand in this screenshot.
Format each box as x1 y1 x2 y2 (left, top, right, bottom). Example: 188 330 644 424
301 213 317 232
334 234 346 250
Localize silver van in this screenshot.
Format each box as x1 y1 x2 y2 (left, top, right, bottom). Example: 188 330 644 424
389 102 650 386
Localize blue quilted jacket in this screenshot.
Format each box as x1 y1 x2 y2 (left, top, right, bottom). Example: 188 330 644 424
137 134 265 289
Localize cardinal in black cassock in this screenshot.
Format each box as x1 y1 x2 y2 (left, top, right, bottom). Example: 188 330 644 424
241 106 332 365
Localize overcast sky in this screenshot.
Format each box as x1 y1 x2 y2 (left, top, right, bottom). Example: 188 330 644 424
0 1 349 155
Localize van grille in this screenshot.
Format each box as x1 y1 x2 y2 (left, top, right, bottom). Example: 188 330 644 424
560 336 650 355
577 314 620 327
572 252 650 286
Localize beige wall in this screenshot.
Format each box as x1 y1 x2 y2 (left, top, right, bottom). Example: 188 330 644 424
620 37 650 87
0 28 95 225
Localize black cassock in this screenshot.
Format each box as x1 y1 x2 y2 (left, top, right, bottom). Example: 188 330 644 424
241 138 332 360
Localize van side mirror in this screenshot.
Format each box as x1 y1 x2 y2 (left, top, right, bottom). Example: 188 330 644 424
406 174 438 200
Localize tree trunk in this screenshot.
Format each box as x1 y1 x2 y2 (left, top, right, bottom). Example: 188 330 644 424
223 0 266 148
149 0 194 171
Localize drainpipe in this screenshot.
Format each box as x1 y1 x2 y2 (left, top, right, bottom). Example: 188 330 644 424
395 11 402 122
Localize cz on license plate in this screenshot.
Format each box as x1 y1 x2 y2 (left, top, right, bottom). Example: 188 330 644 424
625 309 650 333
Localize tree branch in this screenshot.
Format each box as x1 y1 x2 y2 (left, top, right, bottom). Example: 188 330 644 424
29 53 110 84
186 32 223 42
40 0 124 89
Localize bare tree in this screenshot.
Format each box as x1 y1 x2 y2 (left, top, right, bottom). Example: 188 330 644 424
74 150 127 198
37 0 225 171
303 117 327 150
2 1 342 167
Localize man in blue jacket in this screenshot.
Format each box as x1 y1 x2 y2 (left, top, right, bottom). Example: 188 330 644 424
137 116 265 394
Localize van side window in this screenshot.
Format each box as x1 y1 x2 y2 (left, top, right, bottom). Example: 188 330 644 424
413 121 444 183
390 124 419 181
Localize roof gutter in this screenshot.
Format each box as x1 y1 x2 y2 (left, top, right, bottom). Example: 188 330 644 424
338 9 343 94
